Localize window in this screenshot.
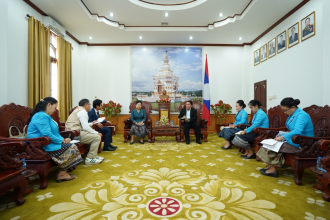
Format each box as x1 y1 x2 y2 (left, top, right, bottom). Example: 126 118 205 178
50 32 58 99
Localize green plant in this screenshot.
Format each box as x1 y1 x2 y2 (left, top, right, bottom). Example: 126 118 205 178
210 100 232 124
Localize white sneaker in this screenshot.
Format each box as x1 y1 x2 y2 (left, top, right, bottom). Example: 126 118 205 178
95 156 104 161
85 158 102 165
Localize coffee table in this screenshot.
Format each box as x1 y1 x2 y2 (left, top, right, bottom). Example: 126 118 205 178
151 125 180 143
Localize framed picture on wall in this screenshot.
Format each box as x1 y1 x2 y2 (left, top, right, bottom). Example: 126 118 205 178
260 44 267 62
288 22 299 48
301 11 315 41
254 49 260 66
277 31 287 53
268 38 276 59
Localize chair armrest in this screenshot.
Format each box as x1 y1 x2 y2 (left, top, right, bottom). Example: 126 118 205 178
146 118 152 129
292 135 330 144
236 124 250 130
124 118 132 129
291 136 330 158
0 136 51 145
180 119 185 129
316 139 330 151
59 131 77 139
253 126 287 133
200 119 208 129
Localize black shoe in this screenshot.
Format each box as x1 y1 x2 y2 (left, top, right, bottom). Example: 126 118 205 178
103 146 115 151
240 154 247 157
129 142 134 145
260 169 278 177
221 145 232 150
110 144 117 148
186 141 190 145
260 166 270 172
245 153 256 159
139 141 144 144
196 141 202 144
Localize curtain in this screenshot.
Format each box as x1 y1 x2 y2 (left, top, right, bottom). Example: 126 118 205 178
57 37 72 121
28 16 50 108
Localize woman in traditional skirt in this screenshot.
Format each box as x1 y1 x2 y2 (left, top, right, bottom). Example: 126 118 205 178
129 100 149 145
256 98 314 177
27 97 83 183
232 100 269 159
218 100 248 149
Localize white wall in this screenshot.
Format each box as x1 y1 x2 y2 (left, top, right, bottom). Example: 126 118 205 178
247 0 327 109
0 0 9 106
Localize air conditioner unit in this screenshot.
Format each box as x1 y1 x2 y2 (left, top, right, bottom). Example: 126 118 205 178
43 16 66 38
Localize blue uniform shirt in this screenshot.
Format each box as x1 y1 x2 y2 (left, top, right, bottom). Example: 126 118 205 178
283 108 314 147
233 109 249 130
27 111 63 152
131 109 146 123
246 108 269 133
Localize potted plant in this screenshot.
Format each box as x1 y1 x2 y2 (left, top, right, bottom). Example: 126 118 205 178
210 100 232 124
102 100 122 123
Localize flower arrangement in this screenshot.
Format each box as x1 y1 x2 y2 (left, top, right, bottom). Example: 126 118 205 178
157 99 171 103
157 115 170 126
210 100 232 124
102 100 122 122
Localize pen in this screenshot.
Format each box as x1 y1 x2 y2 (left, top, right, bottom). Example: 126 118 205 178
68 134 71 139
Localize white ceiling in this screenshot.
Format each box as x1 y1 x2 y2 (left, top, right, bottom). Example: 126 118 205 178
30 0 304 44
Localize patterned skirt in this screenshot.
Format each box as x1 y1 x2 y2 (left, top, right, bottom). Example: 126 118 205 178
129 124 149 138
256 143 300 167
48 143 83 171
232 132 259 149
218 128 237 141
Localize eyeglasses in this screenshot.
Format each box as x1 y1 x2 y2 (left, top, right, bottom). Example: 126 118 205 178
282 108 290 113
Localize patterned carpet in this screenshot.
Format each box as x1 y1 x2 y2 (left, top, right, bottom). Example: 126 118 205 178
1 134 329 220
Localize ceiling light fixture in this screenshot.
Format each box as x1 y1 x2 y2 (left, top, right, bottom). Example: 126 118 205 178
239 37 242 40
190 36 193 40
219 13 223 17
89 36 92 40
110 12 114 17
165 12 168 17
185 48 189 52
139 36 143 40
143 48 146 51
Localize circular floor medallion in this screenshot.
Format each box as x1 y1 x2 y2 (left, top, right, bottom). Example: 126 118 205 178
146 197 182 217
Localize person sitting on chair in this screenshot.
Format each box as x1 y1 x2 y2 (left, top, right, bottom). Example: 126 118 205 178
178 100 202 145
256 98 314 178
88 99 117 151
232 100 269 159
129 100 149 145
218 100 248 149
65 99 104 165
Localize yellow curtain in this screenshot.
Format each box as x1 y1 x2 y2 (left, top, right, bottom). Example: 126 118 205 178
57 37 72 121
28 16 50 108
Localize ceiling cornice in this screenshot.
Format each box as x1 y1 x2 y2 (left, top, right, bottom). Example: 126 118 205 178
23 0 310 46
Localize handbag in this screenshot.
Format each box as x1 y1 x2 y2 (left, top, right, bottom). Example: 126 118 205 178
9 125 28 139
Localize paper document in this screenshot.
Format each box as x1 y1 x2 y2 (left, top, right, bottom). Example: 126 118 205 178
261 139 285 153
70 140 80 144
235 131 241 135
106 125 116 131
220 126 230 130
97 117 105 122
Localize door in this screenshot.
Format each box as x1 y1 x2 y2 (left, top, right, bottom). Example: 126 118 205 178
254 80 267 109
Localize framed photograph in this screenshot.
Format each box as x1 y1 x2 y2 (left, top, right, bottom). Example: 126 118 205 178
301 11 315 41
254 49 260 66
277 31 287 53
268 38 276 59
288 22 299 48
260 44 267 62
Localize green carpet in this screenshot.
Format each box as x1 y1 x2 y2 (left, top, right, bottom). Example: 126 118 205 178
1 134 329 220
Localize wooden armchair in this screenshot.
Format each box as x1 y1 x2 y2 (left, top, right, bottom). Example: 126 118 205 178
312 139 330 202
0 141 29 206
123 101 153 143
178 101 208 142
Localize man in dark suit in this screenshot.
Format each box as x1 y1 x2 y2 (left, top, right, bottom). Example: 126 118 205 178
289 26 298 44
88 99 117 151
178 100 201 144
254 53 259 64
278 35 285 50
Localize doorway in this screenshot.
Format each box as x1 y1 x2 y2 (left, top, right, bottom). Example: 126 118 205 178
254 80 267 109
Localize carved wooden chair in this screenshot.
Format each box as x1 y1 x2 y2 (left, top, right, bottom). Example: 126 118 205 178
123 101 153 143
178 101 208 142
0 141 30 206
0 103 77 189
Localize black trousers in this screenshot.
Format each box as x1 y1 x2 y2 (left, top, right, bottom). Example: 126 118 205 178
98 126 112 147
183 122 201 142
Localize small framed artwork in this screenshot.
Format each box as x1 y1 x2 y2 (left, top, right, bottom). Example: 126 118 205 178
288 22 299 48
260 44 267 62
277 31 286 53
254 49 260 66
301 11 315 41
268 38 276 59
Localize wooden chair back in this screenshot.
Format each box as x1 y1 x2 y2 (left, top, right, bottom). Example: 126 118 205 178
306 105 330 137
267 105 288 128
128 101 152 123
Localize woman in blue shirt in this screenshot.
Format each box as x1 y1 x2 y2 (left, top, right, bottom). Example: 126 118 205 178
257 98 314 177
129 100 149 145
27 97 82 183
218 100 248 149
232 100 269 159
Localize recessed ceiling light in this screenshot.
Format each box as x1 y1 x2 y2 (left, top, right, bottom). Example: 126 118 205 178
89 36 92 40
190 36 193 40
139 36 143 40
110 12 114 17
143 48 146 51
239 37 242 40
185 48 189 51
219 13 223 17
165 12 168 17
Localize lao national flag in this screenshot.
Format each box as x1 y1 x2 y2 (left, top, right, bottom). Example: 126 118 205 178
203 54 210 126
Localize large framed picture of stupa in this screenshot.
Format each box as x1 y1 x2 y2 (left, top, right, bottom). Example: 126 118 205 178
131 47 203 113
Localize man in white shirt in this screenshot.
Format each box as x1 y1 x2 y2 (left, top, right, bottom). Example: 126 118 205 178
65 99 104 165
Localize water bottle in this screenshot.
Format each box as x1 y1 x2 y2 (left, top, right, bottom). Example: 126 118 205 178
21 159 26 175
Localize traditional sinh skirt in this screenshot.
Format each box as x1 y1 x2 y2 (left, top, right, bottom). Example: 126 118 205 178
48 143 83 171
218 128 237 141
256 143 300 167
129 124 149 138
232 132 259 149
